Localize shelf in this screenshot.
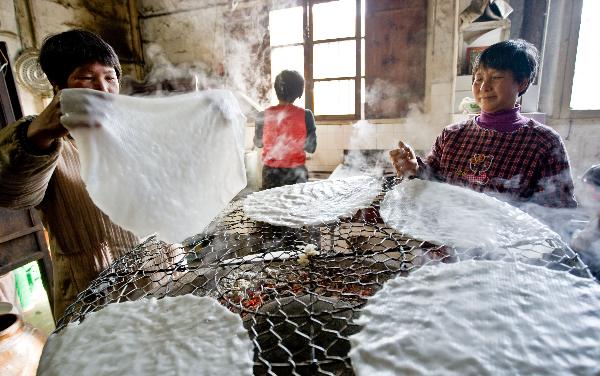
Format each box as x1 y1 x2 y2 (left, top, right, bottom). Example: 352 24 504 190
460 20 510 33
457 19 511 75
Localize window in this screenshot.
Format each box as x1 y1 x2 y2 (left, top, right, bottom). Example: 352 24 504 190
570 0 600 111
540 0 600 119
269 0 365 120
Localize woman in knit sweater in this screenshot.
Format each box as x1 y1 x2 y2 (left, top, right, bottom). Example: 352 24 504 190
0 30 139 318
390 39 577 208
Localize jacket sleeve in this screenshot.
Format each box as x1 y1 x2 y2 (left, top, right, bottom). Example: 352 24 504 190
0 117 61 209
304 109 317 153
253 111 265 148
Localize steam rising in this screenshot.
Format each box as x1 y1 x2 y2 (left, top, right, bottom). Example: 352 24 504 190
124 3 599 278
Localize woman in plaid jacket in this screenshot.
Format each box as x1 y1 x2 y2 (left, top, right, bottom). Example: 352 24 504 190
390 39 576 208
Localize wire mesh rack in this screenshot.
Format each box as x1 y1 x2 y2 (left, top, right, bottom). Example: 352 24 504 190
55 179 593 376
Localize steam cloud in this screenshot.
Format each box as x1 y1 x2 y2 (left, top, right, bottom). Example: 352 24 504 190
120 3 599 280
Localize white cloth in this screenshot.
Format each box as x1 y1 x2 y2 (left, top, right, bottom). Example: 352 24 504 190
39 295 254 376
60 88 247 243
350 260 600 376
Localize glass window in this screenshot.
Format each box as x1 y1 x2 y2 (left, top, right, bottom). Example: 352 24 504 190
313 0 356 41
570 0 600 110
360 0 365 38
313 40 356 79
268 0 365 119
269 6 304 46
361 38 365 76
314 80 355 115
270 45 305 106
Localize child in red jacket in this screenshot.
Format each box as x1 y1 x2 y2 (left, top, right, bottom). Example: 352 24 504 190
254 70 317 189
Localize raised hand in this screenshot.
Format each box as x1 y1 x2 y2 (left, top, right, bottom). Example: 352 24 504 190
59 88 113 130
389 140 419 178
26 93 68 151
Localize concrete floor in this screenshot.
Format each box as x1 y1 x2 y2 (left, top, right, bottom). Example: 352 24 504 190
23 283 55 337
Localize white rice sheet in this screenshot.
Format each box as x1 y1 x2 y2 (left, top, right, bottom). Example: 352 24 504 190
60 88 247 243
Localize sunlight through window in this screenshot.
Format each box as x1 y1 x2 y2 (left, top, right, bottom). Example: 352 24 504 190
314 80 355 115
570 0 600 110
268 0 365 118
270 46 305 107
313 41 356 79
269 7 303 47
313 0 355 41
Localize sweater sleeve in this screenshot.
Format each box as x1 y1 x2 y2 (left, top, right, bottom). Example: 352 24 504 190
0 117 61 209
417 130 446 182
253 111 265 148
529 135 577 208
304 109 317 153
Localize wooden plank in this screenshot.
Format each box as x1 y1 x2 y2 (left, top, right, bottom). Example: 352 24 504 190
0 231 41 269
0 253 44 275
304 1 314 112
0 224 44 244
368 0 424 12
354 0 361 119
365 0 427 119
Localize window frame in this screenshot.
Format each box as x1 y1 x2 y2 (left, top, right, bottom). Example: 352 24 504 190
270 0 363 121
540 0 600 120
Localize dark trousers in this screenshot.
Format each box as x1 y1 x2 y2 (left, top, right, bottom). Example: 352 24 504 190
262 165 308 190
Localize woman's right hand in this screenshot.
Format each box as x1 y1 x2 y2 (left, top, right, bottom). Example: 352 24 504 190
26 93 68 151
389 140 419 178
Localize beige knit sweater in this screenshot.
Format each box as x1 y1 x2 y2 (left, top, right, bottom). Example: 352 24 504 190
0 118 138 319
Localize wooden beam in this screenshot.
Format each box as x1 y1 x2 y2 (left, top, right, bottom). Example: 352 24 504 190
13 0 38 49
127 0 145 80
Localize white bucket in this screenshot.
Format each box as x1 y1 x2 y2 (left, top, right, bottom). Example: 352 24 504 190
245 148 263 191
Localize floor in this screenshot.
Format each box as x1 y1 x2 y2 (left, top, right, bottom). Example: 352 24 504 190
11 262 55 338
22 280 55 337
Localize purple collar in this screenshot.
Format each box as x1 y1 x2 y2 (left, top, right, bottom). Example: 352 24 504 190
475 106 529 133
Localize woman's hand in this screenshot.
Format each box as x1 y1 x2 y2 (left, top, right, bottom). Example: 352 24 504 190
389 140 419 178
26 93 68 151
59 88 112 130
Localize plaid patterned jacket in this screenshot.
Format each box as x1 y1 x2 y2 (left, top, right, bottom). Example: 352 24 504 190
418 118 577 208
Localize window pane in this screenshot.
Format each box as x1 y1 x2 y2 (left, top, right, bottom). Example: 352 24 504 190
361 38 365 76
361 77 365 119
269 6 304 46
270 46 305 107
571 0 600 110
313 0 355 41
361 0 365 38
313 40 356 79
314 79 355 115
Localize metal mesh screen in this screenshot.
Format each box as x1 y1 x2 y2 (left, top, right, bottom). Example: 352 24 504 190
55 181 593 376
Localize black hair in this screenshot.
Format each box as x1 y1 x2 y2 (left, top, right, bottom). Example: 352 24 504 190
274 70 304 102
472 39 539 96
583 165 600 188
39 29 121 89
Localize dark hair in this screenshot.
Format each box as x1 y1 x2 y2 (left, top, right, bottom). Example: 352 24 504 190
274 70 304 102
583 165 600 188
472 39 539 96
39 29 121 89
